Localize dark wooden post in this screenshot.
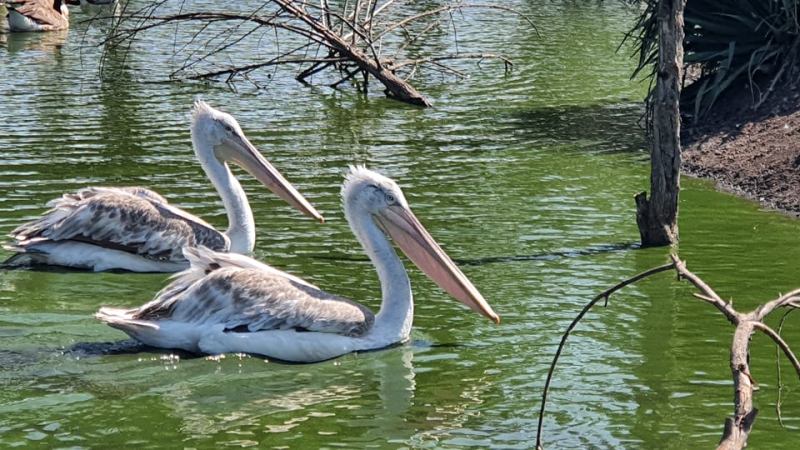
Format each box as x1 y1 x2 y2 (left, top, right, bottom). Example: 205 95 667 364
635 0 686 247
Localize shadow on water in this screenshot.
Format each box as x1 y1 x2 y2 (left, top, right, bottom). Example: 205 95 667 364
66 340 204 359
66 340 472 365
62 339 473 364
508 101 647 154
310 241 641 267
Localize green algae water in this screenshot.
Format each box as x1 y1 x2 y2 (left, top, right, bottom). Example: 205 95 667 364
1 1 799 448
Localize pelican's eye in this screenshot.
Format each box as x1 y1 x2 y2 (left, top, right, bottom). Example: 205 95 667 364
225 125 234 133
385 193 396 204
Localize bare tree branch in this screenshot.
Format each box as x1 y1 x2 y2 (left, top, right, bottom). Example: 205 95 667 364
537 255 800 450
756 288 800 320
98 0 533 106
671 255 739 324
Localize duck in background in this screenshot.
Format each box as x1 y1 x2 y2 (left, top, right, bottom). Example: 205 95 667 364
4 0 78 32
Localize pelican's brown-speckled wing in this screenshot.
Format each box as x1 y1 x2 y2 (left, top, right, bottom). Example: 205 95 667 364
10 187 229 262
135 264 375 337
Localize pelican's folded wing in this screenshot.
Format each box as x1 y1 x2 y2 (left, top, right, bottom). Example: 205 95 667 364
134 258 375 337
9 187 228 262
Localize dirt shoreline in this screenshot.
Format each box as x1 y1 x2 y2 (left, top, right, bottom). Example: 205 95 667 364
680 82 800 216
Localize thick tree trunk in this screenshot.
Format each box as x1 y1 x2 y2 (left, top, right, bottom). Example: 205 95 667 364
635 0 685 246
717 321 758 450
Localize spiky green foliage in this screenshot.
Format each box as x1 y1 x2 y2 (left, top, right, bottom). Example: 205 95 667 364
626 0 800 122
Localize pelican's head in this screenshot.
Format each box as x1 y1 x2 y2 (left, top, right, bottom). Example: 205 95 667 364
342 166 500 324
190 100 323 223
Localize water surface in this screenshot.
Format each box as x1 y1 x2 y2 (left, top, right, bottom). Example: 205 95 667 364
1 1 799 448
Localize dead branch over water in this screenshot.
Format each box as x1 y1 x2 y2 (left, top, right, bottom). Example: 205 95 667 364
99 1 534 106
536 255 800 450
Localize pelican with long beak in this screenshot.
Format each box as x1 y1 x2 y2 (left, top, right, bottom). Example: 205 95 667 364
95 166 499 362
4 101 323 272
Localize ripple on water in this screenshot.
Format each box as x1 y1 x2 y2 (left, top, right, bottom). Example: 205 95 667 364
1 0 799 449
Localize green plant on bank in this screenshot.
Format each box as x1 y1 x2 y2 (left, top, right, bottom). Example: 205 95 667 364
626 0 800 122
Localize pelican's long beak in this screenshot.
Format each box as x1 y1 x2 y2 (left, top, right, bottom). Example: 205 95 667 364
220 135 324 223
375 205 500 323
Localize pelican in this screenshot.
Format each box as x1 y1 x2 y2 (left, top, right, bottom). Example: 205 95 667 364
5 0 74 32
3 101 323 272
95 166 499 363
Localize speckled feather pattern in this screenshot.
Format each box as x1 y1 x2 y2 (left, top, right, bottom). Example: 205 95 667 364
134 247 376 337
9 187 228 262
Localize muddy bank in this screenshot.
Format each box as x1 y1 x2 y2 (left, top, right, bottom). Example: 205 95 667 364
681 82 800 216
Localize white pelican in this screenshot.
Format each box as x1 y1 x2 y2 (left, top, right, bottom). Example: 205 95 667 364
95 166 499 363
5 0 73 32
4 101 324 272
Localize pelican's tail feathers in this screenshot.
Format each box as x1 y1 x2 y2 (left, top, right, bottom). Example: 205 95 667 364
1 241 49 267
9 206 72 242
96 307 159 332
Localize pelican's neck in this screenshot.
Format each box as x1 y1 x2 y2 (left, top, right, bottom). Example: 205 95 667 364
193 139 255 254
346 203 413 343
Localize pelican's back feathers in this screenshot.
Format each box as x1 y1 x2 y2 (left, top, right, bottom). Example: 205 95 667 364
180 246 318 290
116 246 376 340
6 187 228 266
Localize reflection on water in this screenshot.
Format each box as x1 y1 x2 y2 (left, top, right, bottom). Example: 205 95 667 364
1 29 69 53
1 0 799 448
150 348 420 444
511 102 647 154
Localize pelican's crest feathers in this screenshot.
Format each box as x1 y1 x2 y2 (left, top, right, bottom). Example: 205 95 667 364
341 165 396 201
191 99 215 122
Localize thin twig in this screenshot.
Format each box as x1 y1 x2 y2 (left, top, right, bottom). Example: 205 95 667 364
775 308 795 427
752 322 800 379
392 53 513 71
186 56 346 81
330 66 362 88
535 262 675 450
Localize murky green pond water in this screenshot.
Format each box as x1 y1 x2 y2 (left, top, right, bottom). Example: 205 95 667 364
1 1 799 448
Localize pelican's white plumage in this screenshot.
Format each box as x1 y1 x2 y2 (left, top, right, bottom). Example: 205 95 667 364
4 101 323 272
96 167 499 363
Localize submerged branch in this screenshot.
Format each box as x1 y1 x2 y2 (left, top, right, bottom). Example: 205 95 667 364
392 53 514 74
185 57 346 81
99 0 531 106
